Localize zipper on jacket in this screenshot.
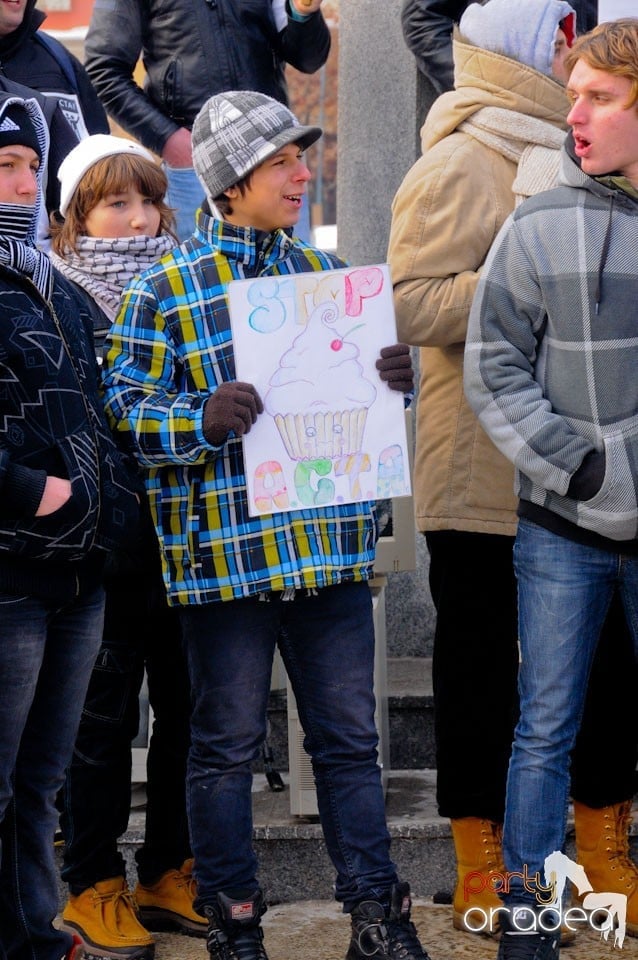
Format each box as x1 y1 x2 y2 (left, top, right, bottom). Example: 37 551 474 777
164 60 181 124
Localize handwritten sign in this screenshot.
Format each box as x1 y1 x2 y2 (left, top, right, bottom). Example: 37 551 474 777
228 264 411 516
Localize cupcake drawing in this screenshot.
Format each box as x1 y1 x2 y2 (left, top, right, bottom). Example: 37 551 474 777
264 301 377 461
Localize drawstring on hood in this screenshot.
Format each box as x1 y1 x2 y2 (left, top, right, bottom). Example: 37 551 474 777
594 196 613 314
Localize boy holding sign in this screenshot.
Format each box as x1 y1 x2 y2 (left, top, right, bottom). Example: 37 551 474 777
101 90 425 960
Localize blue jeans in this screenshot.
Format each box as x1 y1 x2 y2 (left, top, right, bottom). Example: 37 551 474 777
0 587 104 960
503 520 638 909
163 164 205 242
180 581 397 913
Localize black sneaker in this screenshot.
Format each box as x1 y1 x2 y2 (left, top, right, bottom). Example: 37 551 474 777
204 890 268 960
497 912 560 960
346 882 431 959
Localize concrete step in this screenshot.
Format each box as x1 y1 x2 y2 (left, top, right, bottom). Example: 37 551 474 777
55 769 638 909
55 645 638 911
53 770 448 909
75 770 455 906
248 768 454 903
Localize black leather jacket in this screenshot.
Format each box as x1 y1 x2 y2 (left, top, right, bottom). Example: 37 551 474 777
401 0 598 95
85 0 331 157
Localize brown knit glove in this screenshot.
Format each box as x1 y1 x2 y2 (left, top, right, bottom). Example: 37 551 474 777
375 343 414 393
202 382 264 445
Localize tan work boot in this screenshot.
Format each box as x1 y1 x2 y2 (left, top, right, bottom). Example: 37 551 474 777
451 818 575 945
574 799 638 937
451 817 506 937
134 858 207 938
61 876 155 959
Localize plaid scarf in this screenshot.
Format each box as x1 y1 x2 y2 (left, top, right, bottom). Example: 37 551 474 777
49 233 175 321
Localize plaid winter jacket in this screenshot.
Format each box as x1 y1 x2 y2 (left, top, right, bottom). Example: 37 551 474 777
102 212 379 607
464 138 638 544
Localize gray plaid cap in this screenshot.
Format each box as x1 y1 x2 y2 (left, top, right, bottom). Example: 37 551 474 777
191 90 322 203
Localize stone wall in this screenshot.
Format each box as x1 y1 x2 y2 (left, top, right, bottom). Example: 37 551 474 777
336 0 438 267
337 0 439 656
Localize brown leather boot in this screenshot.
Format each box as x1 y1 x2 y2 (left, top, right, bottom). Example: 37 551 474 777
134 858 207 937
451 817 505 937
573 799 638 937
451 818 576 945
61 877 155 959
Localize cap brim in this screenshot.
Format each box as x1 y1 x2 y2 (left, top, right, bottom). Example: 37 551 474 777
266 123 322 157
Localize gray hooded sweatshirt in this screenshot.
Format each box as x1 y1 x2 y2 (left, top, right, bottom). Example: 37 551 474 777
464 139 638 545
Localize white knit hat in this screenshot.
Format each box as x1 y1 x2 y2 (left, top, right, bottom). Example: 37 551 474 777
57 134 155 216
459 0 576 77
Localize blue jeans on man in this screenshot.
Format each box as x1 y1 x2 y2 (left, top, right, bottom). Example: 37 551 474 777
0 587 104 960
179 581 397 913
163 165 205 243
502 518 638 916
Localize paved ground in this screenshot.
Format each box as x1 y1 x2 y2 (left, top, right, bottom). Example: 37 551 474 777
142 900 638 959
55 772 638 957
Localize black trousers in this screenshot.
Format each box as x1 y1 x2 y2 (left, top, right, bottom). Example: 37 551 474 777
59 516 192 892
426 529 638 822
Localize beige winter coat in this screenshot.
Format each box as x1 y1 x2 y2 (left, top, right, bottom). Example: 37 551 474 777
388 38 570 535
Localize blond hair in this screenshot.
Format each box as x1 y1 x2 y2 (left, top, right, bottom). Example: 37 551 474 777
565 18 638 109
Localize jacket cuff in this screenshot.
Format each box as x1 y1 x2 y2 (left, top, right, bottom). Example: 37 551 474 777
4 462 47 517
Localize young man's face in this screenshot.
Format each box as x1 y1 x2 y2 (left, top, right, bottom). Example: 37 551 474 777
567 58 638 187
0 0 27 37
0 144 38 205
224 142 311 234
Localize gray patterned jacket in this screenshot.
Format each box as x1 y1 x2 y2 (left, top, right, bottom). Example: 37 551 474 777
464 137 638 543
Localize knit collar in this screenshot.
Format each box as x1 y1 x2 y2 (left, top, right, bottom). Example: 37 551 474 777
193 206 295 271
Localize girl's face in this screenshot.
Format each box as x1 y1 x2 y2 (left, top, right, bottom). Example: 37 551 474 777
83 187 162 239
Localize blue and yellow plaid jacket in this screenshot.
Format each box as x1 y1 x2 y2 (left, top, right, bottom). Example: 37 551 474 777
102 211 379 606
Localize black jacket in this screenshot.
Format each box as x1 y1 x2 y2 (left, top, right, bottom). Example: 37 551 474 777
401 0 599 94
0 263 141 601
84 0 331 157
0 94 139 602
0 0 108 136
